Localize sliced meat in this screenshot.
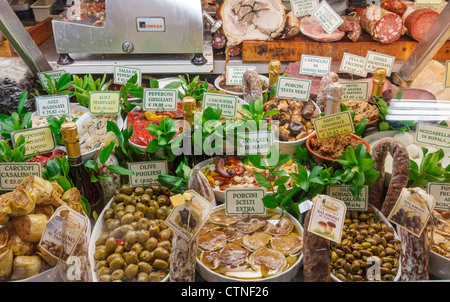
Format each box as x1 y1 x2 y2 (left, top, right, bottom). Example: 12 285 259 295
338 15 362 42
404 9 439 42
280 11 300 39
360 4 403 43
299 16 345 42
381 0 407 17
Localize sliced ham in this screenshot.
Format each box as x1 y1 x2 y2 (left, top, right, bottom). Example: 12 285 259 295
299 16 345 42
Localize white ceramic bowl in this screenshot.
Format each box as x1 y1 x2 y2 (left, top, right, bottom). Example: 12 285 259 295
88 196 169 282
75 112 123 162
430 250 450 280
330 205 402 282
31 103 89 128
214 74 270 96
196 204 303 282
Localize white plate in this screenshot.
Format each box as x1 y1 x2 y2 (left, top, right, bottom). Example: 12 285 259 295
88 196 169 282
75 112 123 162
214 74 270 96
330 205 402 282
196 204 303 282
430 250 450 280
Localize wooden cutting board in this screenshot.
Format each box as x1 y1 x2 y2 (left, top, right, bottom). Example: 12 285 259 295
242 32 450 62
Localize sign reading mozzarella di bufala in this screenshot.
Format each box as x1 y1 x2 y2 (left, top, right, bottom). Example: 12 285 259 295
237 131 274 155
300 55 332 76
36 95 70 118
128 161 168 187
88 91 121 114
275 76 311 100
202 93 238 118
114 65 142 86
415 123 450 149
313 111 355 140
11 127 56 156
225 66 256 85
143 88 178 111
0 163 42 190
225 189 266 215
427 182 450 210
326 185 368 211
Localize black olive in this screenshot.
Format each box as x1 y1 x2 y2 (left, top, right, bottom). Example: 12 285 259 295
288 121 304 136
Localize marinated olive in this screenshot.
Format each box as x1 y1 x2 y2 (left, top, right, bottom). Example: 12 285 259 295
96 232 109 246
125 205 136 214
98 274 112 282
120 184 135 195
104 208 115 220
121 213 134 225
137 230 150 243
131 243 143 255
124 264 139 279
154 247 169 260
144 237 158 251
105 237 117 254
159 229 172 241
153 259 169 270
137 272 149 282
134 187 145 196
111 269 125 281
139 250 153 262
109 257 125 271
138 262 153 274
97 266 111 277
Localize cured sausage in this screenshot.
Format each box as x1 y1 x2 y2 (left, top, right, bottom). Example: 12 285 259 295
303 210 331 282
404 9 439 42
212 32 227 49
338 15 362 42
400 226 430 281
360 4 403 44
368 137 410 217
380 0 407 17
242 69 263 104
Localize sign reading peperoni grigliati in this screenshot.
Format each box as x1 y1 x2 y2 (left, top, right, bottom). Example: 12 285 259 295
143 88 178 111
127 161 168 187
0 163 42 190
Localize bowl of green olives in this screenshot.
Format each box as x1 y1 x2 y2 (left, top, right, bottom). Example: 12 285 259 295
89 184 175 282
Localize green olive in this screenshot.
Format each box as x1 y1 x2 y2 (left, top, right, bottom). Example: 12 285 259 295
155 208 166 220
134 211 145 221
136 203 147 214
159 229 172 241
138 262 153 273
107 253 122 264
97 266 111 277
107 219 121 231
111 269 125 281
144 188 153 196
146 206 156 219
95 232 109 246
123 195 133 205
95 260 108 271
98 274 112 282
114 204 125 213
125 231 138 244
151 185 161 194
148 224 160 237
124 264 139 279
121 213 134 225
114 245 125 254
138 218 150 231
124 250 139 264
148 272 162 282
94 247 108 261
104 209 115 220
120 224 134 235
137 230 150 243
105 237 117 254
140 194 151 205
154 247 169 260
157 195 169 205
120 184 135 195
152 259 169 270
145 237 158 252
115 210 126 221
110 228 123 239
137 272 149 282
109 257 125 271
114 193 127 203
157 240 171 251
131 243 143 255
139 250 153 262
134 187 145 196
125 205 136 214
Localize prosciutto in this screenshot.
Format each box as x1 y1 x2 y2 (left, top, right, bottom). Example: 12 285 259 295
299 16 345 42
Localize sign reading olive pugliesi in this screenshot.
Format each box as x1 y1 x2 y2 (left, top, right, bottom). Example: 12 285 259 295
127 161 168 187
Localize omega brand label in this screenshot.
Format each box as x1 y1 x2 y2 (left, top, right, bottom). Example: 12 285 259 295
0 163 42 190
143 88 178 111
339 53 368 77
114 65 141 86
311 1 344 34
36 95 70 118
313 111 355 140
128 161 168 186
300 55 332 76
89 91 121 114
340 82 369 101
11 126 56 156
203 93 238 118
225 189 266 215
225 66 257 85
327 185 368 211
415 123 450 149
136 17 165 32
290 0 319 17
364 51 395 76
275 76 311 100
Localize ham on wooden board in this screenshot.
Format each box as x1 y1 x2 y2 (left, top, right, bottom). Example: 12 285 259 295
299 16 345 42
360 4 404 44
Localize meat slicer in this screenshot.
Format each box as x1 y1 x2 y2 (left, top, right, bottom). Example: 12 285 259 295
52 0 221 65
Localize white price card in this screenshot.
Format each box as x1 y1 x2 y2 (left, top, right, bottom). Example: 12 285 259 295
0 163 42 190
326 185 369 211
300 55 332 77
237 130 274 156
427 182 450 210
203 92 238 118
114 65 141 86
290 0 319 17
89 91 121 114
311 0 344 34
364 51 395 76
339 53 368 77
415 0 443 4
415 123 450 149
275 76 311 100
143 88 178 111
225 189 266 215
341 82 369 101
225 66 257 85
11 126 56 156
36 95 70 118
37 70 67 89
128 161 168 187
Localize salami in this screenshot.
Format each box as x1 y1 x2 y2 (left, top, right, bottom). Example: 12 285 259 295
360 4 404 44
212 32 227 49
242 69 263 104
400 226 430 281
368 137 410 217
381 0 407 17
303 210 331 282
404 9 439 42
338 15 362 42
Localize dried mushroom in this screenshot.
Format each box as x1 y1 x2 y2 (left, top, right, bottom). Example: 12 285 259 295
198 230 228 251
248 248 288 277
270 235 303 256
235 216 267 234
264 215 294 236
243 232 272 251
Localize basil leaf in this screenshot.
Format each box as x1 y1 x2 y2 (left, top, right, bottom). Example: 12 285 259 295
253 172 271 190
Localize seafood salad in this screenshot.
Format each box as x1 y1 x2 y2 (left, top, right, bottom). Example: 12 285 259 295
200 156 298 191
79 115 118 153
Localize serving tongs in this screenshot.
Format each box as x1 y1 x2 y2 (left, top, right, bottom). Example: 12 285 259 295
385 99 450 121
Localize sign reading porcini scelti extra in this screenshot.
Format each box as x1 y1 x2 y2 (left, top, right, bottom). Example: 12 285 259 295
88 91 121 114
225 189 266 215
308 195 347 243
127 161 168 187
313 111 355 140
0 163 42 190
11 127 56 157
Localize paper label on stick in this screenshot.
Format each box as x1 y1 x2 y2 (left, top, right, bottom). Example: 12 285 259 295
225 189 266 215
427 182 450 210
445 60 450 88
311 1 344 34
36 95 70 118
341 82 369 101
114 65 141 86
143 88 178 111
37 70 67 89
415 123 450 149
0 163 42 190
237 130 274 155
165 190 213 242
326 185 368 211
203 93 238 118
313 111 355 140
364 51 395 76
290 0 319 17
275 76 311 100
89 91 121 114
11 126 56 156
339 53 368 77
308 194 347 243
300 55 332 76
415 0 443 5
225 66 256 85
127 161 168 187
388 188 435 238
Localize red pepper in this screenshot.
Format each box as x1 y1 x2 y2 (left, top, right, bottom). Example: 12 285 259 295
213 176 231 181
115 239 125 246
219 184 230 190
233 164 245 176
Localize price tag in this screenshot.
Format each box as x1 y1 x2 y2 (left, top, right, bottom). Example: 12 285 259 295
36 95 70 118
11 126 56 156
127 161 168 187
37 70 67 89
225 189 266 215
415 0 443 4
170 194 186 208
202 92 238 118
0 163 42 190
313 111 355 140
340 82 369 101
89 91 121 114
310 1 344 34
326 185 368 211
165 190 213 242
415 123 450 149
275 76 311 100
237 130 274 155
225 66 256 85
300 55 332 77
299 199 314 213
290 0 319 17
113 65 141 86
388 188 435 238
427 182 450 210
339 53 368 77
308 194 347 243
364 51 395 76
143 88 178 111
39 205 89 263
445 60 450 88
